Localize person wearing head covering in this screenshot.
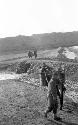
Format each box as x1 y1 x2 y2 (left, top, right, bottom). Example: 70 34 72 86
44 72 62 121
40 63 49 86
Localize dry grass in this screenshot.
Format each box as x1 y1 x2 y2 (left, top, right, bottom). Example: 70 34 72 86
0 78 77 125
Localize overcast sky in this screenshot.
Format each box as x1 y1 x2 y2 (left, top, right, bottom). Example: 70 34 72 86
0 0 78 38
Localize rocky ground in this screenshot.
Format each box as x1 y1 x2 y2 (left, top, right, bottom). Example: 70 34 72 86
0 78 78 125
0 58 78 125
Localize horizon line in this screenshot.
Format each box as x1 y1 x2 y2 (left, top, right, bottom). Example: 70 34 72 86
0 30 78 39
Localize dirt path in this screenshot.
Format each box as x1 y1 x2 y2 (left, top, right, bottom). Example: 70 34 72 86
0 79 78 125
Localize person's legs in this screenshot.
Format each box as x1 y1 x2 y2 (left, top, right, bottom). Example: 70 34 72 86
60 94 63 110
56 85 63 110
59 84 66 110
44 96 53 117
53 99 61 121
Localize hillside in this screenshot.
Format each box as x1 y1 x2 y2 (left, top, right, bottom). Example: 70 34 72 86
0 59 78 124
1 31 78 55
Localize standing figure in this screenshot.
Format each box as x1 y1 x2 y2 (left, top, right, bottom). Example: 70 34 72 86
41 63 66 110
58 64 66 110
28 51 33 58
28 51 31 58
34 50 37 59
40 63 53 86
44 72 62 121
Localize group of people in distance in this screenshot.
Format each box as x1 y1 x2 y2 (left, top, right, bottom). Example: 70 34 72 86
40 63 66 121
28 50 37 59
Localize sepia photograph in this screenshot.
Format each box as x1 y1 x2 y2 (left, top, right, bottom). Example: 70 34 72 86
0 0 78 124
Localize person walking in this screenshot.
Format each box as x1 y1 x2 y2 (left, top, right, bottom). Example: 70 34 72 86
44 72 62 121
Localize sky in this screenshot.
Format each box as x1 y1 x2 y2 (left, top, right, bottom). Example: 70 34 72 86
0 0 78 38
